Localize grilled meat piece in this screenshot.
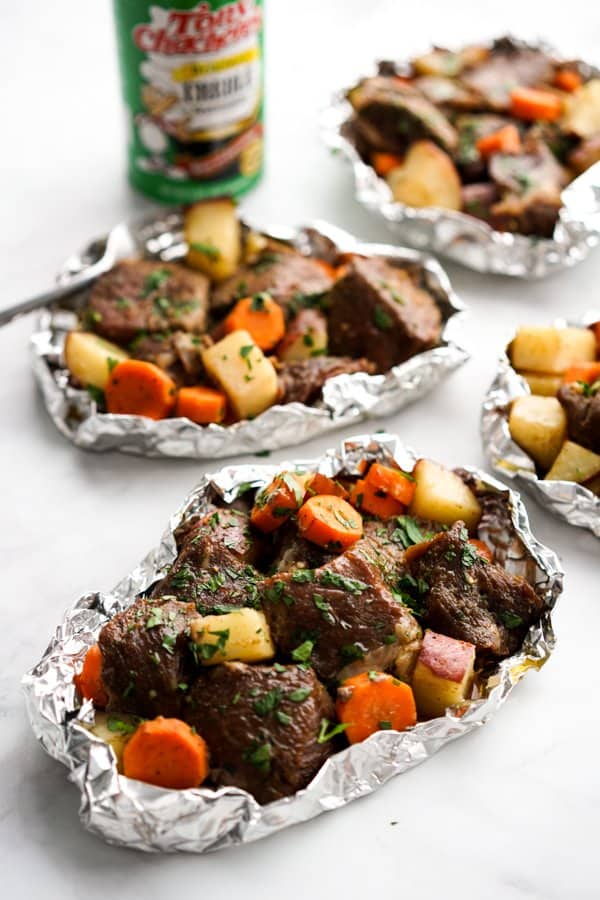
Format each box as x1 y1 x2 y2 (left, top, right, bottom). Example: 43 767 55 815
87 260 209 343
270 524 335 574
327 257 442 372
461 39 554 111
185 662 334 804
557 384 600 454
99 596 198 718
461 182 500 221
405 521 543 659
277 356 376 405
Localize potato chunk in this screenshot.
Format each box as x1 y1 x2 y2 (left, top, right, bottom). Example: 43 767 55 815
509 396 567 470
190 609 275 665
64 331 129 390
510 326 596 375
412 630 475 719
520 371 562 397
562 78 600 138
201 329 278 420
545 440 600 483
276 309 328 362
408 458 482 531
386 140 462 211
184 198 241 281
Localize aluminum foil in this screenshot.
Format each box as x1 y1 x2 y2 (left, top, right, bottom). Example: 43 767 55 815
481 315 600 538
22 433 563 854
30 216 467 458
320 40 600 278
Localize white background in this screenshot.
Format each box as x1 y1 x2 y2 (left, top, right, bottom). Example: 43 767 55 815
1 2 599 898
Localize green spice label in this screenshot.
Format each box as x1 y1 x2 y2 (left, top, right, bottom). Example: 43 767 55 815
113 0 264 203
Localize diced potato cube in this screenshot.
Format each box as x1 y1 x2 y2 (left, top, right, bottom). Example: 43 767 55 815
510 326 596 375
386 140 462 211
184 198 241 281
562 78 600 138
509 396 567 470
412 629 475 719
276 309 328 362
545 440 600 483
408 458 482 531
201 329 278 420
190 609 275 665
64 331 129 389
520 371 562 397
85 711 140 771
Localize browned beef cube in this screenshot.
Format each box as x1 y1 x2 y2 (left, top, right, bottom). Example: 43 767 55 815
405 522 543 659
87 260 209 343
98 597 197 718
210 247 333 313
261 549 421 683
277 356 376 405
327 257 442 372
152 507 263 614
461 39 554 111
270 524 335 574
558 384 600 454
185 662 334 804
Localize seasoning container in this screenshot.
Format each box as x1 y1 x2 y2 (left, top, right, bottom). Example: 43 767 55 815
113 0 264 203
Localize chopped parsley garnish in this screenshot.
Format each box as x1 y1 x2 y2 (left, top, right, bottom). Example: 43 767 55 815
313 594 335 624
378 720 392 730
287 687 311 703
161 633 177 655
153 295 171 316
115 296 131 310
107 716 138 735
340 642 365 663
317 718 350 744
461 542 482 568
106 356 119 374
253 687 282 716
250 292 269 311
499 611 524 629
275 710 293 726
189 241 220 260
373 306 393 331
143 268 170 295
291 639 314 663
240 344 254 370
243 741 271 773
86 385 105 406
394 572 429 618
318 570 367 594
291 569 315 584
391 515 430 548
145 607 163 629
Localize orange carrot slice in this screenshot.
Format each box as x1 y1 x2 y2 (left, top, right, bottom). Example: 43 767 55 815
123 717 209 789
297 495 363 550
476 124 521 158
469 538 494 563
250 472 305 533
223 294 285 351
350 478 405 519
371 151 404 176
105 359 176 420
562 362 600 387
553 69 582 92
365 462 416 506
303 473 349 501
509 87 562 121
74 644 108 708
175 386 227 424
336 671 417 743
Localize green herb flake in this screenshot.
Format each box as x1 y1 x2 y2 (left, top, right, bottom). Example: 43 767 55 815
287 687 311 703
161 633 177 655
240 344 254 370
317 718 350 744
291 639 314 663
499 611 524 629
146 608 164 629
189 241 220 260
275 710 293 726
340 642 365 663
253 687 282 716
106 356 120 374
143 268 171 296
107 716 137 736
378 720 393 730
373 306 393 331
243 741 271 773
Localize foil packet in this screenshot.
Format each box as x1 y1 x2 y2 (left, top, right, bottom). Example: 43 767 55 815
320 40 600 278
481 315 600 538
22 433 563 854
30 215 467 459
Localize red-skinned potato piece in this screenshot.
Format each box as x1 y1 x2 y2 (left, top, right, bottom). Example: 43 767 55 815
412 630 476 719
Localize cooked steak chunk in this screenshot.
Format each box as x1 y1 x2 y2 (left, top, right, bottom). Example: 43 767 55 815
461 40 554 111
152 508 263 614
277 356 376 405
210 247 333 313
99 596 197 718
405 521 543 659
461 182 499 221
270 524 334 574
185 662 334 803
352 515 444 589
87 260 209 343
557 384 600 454
413 76 482 110
327 257 442 372
261 549 421 682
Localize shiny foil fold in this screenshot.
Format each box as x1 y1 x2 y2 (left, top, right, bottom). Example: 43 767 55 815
481 319 600 538
22 433 563 854
321 40 600 278
30 217 467 458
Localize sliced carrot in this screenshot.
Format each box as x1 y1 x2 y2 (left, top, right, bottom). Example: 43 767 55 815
175 386 227 424
509 87 563 122
403 535 437 565
314 259 337 279
105 359 176 420
553 69 582 92
223 293 285 351
297 495 363 550
250 472 305 533
304 472 349 501
350 478 405 519
74 644 108 708
123 717 209 790
475 124 521 158
372 151 404 177
562 362 600 386
336 671 417 743
469 538 494 563
365 462 416 506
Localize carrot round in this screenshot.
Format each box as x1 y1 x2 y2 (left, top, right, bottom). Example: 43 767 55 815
105 359 176 420
469 538 494 563
304 472 349 501
350 478 405 519
123 717 209 790
553 69 582 92
250 472 305 532
336 671 417 743
562 362 600 387
297 495 363 550
74 643 108 708
223 293 285 351
175 386 227 424
476 124 521 158
365 463 416 506
509 87 563 121
372 151 403 176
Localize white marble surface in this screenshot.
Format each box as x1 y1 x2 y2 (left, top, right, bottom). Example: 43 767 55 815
1 2 599 897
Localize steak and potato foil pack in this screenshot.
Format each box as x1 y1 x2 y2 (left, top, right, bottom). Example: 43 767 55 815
481 315 600 538
31 213 467 458
321 38 600 277
22 434 563 854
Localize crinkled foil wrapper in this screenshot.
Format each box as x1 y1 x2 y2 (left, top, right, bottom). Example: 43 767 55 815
481 314 600 538
321 41 600 278
30 217 467 459
22 433 563 854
